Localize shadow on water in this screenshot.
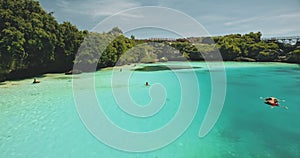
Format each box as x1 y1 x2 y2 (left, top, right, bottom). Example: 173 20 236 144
30 92 40 96
227 81 259 87
218 129 241 143
53 75 81 81
274 67 300 74
134 65 202 72
54 76 73 80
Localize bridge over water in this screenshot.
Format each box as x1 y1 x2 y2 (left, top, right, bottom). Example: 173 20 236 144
261 36 300 45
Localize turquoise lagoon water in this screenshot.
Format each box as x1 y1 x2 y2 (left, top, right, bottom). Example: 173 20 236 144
0 62 300 157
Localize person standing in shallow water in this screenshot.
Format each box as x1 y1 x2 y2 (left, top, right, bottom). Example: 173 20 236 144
33 78 40 84
145 82 149 86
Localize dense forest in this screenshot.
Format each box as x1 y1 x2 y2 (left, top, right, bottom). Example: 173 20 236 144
0 0 299 82
0 0 87 81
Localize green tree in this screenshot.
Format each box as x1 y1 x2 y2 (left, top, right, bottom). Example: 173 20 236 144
0 0 87 80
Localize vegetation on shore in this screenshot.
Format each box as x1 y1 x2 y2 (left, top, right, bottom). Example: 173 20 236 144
0 0 299 82
0 0 87 81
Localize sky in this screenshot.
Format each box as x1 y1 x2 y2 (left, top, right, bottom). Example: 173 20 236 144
38 0 300 38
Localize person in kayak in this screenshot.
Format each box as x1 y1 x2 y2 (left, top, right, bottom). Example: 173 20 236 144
264 97 279 108
260 96 288 109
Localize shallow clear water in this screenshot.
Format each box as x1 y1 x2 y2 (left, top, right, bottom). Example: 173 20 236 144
0 62 300 157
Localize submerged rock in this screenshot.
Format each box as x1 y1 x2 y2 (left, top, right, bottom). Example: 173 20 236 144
134 65 201 71
65 69 82 75
233 57 256 62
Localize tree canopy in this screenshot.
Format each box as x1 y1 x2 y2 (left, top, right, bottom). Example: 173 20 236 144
0 0 299 82
0 0 86 81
